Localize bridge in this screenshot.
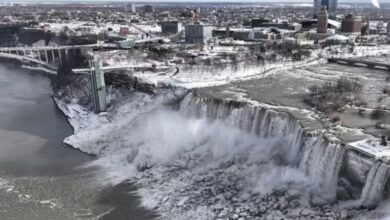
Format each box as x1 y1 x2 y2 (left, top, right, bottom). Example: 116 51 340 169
72 64 153 73
0 43 118 70
0 44 131 113
328 58 390 70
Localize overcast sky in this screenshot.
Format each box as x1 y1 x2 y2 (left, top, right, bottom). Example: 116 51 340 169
2 0 390 3
0 0 387 2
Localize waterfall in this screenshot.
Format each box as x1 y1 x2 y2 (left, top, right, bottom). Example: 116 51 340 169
299 138 347 202
180 93 304 164
180 92 390 205
359 161 390 208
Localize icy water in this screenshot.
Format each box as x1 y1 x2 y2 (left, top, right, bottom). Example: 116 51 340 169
0 62 156 220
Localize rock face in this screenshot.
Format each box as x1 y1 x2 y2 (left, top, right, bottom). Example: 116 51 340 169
53 64 94 110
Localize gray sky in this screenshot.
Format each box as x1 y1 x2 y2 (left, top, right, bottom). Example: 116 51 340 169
2 0 390 3
0 0 378 2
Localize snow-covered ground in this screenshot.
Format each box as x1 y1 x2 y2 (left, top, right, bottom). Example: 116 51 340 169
100 45 390 89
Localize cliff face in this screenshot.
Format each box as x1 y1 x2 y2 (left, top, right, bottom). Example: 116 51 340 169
0 27 19 47
17 29 54 46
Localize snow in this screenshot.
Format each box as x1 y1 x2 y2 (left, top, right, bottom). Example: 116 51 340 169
97 45 390 90
326 34 349 41
348 139 390 162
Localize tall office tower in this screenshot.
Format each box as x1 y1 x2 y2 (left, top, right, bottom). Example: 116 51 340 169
314 0 337 19
127 4 136 14
317 6 328 33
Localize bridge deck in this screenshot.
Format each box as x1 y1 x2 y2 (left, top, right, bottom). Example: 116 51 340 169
328 58 390 69
72 65 152 73
0 43 117 52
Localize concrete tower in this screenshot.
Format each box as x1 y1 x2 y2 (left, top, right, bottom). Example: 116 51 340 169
317 6 328 33
89 59 106 112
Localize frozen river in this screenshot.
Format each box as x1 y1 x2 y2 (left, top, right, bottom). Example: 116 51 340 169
0 61 156 220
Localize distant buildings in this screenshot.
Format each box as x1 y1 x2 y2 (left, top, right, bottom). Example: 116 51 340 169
251 19 270 27
341 14 363 36
144 5 155 13
317 6 328 33
251 19 301 31
185 23 213 44
161 21 182 34
313 0 337 19
127 4 136 14
213 27 281 42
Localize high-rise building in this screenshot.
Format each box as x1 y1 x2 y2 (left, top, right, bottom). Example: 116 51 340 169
317 6 328 33
144 5 155 13
127 4 136 14
313 0 337 19
341 14 363 36
185 24 213 44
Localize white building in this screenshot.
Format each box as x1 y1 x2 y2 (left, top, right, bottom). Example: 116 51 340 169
185 24 213 44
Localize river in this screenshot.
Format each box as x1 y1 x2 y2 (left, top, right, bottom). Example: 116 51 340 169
0 61 156 220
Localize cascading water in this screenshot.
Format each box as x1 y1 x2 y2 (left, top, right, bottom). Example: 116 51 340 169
179 93 362 204
299 138 347 202
180 93 304 165
359 161 390 208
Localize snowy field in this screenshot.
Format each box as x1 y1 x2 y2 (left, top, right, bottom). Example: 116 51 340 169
100 45 390 89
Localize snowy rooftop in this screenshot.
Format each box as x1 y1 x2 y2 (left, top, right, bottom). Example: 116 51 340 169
347 139 390 162
325 34 349 41
328 19 341 29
